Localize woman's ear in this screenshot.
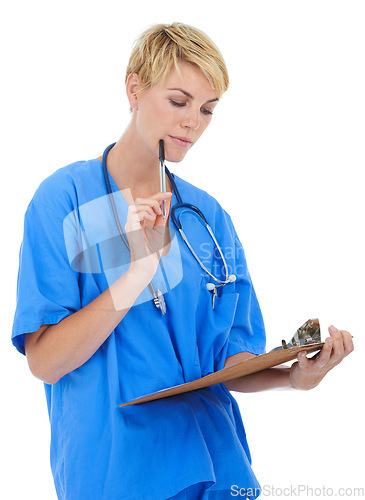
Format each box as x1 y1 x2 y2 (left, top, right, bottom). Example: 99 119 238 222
126 73 140 111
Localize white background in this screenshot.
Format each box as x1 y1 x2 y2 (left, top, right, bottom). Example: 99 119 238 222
1 1 364 498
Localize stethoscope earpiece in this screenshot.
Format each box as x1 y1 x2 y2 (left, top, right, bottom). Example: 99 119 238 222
206 275 236 293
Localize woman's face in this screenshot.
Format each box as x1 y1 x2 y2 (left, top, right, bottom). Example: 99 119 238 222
131 61 219 163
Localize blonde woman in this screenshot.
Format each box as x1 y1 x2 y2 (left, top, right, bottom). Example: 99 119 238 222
12 23 353 500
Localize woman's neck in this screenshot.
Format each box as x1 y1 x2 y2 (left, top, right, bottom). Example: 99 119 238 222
98 125 172 200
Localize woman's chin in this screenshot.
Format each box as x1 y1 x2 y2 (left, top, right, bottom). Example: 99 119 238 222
165 149 191 164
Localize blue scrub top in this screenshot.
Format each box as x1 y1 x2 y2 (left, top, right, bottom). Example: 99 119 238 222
12 157 266 500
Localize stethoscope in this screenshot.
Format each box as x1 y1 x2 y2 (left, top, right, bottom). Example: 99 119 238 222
102 142 236 314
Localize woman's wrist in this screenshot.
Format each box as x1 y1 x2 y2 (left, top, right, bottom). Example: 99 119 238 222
125 264 156 288
225 365 293 393
106 267 148 313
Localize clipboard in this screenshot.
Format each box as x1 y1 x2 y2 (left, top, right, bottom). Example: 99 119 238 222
119 319 323 408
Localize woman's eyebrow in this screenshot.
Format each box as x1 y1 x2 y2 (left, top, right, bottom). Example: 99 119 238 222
167 88 219 103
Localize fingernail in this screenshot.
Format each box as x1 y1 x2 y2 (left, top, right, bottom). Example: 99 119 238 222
329 325 338 334
327 338 333 345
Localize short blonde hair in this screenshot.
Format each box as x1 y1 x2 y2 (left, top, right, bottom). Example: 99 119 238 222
125 22 229 100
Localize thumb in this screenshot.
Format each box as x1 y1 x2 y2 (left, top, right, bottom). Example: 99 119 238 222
297 351 309 369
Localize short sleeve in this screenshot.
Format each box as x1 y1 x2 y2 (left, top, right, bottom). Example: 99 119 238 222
225 235 266 358
12 200 81 354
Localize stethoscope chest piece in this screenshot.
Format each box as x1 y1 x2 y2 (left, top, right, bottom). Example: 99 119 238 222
152 288 166 315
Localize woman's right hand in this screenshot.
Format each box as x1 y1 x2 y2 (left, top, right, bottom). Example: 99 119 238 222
124 191 173 283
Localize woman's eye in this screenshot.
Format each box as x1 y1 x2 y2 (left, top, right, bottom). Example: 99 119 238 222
169 99 213 116
170 100 186 107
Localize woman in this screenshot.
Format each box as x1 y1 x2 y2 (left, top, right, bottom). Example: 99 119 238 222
12 23 353 500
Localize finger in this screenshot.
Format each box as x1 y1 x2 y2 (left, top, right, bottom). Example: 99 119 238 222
124 205 141 232
329 325 344 363
341 330 354 355
124 207 166 262
150 191 173 200
134 202 160 219
135 192 172 208
312 337 333 368
155 196 172 227
159 193 173 218
125 207 155 244
297 351 310 370
135 209 157 223
135 196 172 219
154 194 172 218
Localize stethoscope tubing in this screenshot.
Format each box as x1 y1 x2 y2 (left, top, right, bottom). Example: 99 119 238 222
101 143 234 313
165 170 231 286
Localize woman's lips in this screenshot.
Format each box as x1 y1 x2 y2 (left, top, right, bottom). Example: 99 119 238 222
169 135 193 148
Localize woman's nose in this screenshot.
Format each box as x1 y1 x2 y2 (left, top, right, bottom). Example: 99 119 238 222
182 108 200 131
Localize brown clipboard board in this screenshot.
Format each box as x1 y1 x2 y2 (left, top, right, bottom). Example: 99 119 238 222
119 342 324 408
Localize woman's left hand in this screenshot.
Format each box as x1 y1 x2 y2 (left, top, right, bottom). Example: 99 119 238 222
290 325 354 390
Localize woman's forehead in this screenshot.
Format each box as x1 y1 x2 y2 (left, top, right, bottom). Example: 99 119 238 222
158 62 218 101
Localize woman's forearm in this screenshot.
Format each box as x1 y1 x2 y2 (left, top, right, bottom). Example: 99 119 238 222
25 268 149 385
223 365 292 393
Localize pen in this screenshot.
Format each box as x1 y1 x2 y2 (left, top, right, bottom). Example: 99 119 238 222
159 139 166 220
